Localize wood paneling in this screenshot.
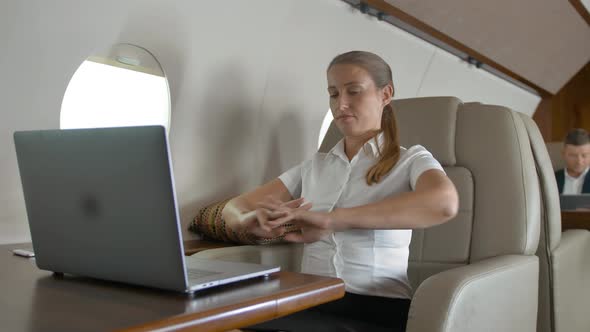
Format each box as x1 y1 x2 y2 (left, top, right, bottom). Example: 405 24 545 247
533 61 590 141
533 98 553 140
562 210 590 231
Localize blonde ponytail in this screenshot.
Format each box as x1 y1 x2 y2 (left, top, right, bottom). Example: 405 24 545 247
366 104 400 185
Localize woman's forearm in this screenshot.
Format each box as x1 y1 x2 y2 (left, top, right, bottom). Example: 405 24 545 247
329 171 459 230
222 178 294 232
330 187 457 230
221 196 255 232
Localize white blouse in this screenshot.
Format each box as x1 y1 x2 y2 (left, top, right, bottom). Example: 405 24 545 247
563 167 589 194
278 134 444 299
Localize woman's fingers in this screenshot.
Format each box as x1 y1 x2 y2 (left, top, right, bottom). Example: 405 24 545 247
254 209 271 231
284 231 304 243
257 201 281 211
256 197 311 216
265 209 288 220
250 226 285 238
244 198 315 240
282 197 306 208
266 214 294 226
255 208 289 230
300 202 313 211
257 197 303 210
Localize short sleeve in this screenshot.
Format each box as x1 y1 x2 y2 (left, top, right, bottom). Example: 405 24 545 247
408 145 445 190
278 162 303 198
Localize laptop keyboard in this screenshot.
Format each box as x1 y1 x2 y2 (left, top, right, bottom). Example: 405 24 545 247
187 268 222 280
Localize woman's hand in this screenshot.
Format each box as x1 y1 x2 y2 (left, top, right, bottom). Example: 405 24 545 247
240 197 311 238
238 209 286 238
256 196 337 243
282 210 334 243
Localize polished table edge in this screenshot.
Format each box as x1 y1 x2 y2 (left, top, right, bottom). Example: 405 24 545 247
117 271 346 332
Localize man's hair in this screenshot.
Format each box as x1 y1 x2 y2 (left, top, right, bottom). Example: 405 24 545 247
564 128 590 146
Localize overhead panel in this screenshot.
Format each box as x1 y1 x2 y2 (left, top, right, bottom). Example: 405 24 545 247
384 0 590 94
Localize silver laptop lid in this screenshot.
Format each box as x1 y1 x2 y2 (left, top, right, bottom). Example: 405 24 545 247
14 126 189 292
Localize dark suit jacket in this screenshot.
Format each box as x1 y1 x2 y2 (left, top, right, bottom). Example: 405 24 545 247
555 169 590 194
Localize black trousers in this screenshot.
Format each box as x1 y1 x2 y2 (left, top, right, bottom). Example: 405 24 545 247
243 292 411 332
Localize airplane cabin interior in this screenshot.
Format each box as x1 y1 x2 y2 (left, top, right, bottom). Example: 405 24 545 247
1 1 589 331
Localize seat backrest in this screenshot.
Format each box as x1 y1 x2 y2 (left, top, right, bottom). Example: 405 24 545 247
319 97 540 290
518 115 562 253
517 113 562 332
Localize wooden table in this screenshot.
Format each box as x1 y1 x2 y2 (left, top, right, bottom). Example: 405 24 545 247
561 210 590 231
1 243 345 332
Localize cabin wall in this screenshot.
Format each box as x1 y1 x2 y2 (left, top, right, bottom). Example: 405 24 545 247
0 0 540 244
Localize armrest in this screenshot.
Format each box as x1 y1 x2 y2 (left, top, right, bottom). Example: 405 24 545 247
191 243 303 272
406 255 538 332
551 229 590 332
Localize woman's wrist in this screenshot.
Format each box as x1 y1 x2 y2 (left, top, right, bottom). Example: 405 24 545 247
221 204 243 230
220 212 255 244
328 208 348 231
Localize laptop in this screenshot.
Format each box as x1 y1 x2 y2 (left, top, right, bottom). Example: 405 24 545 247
13 125 279 293
559 194 590 211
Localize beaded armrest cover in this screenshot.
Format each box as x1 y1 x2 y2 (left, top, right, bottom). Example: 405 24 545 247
189 198 298 245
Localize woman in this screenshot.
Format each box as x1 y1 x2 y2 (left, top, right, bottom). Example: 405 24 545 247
221 51 459 332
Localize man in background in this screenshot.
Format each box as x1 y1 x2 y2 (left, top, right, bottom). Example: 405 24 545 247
556 128 590 194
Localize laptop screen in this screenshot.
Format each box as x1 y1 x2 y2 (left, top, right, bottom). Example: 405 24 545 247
559 194 590 211
13 126 188 291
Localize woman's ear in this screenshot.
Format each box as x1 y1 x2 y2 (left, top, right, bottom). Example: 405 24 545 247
381 84 394 106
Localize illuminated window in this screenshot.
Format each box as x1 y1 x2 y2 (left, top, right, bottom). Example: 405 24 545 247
60 44 170 133
318 110 334 148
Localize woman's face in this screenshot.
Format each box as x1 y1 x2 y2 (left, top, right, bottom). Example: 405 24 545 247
327 64 392 138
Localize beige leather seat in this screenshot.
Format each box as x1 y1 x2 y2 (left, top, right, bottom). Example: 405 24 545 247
195 97 541 331
517 114 590 332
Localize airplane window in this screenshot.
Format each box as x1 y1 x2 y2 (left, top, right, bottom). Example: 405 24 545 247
318 110 334 148
60 43 171 134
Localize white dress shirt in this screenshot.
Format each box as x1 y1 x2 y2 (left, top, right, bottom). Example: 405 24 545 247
563 167 589 195
279 134 443 299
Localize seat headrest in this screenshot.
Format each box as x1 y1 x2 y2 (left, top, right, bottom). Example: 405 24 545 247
393 97 460 166
319 96 461 167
